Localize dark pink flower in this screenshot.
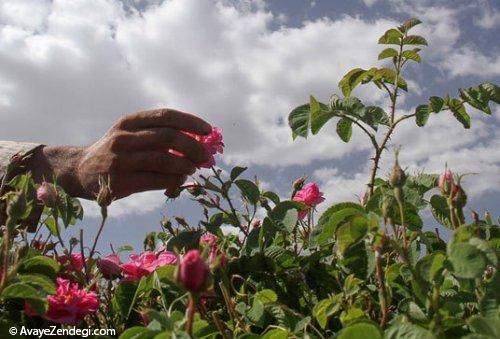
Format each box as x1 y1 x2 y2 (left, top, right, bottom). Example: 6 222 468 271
37 182 58 207
97 254 122 279
44 278 99 325
293 182 325 219
57 253 85 273
179 250 209 293
120 251 177 281
200 233 218 248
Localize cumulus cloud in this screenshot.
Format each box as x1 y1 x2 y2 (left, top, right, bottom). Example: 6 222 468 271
0 0 498 218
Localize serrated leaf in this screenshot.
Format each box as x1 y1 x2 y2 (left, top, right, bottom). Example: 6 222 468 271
459 86 492 114
235 179 260 205
449 98 471 128
430 195 452 228
337 321 382 339
288 104 310 139
336 118 353 142
385 323 435 339
402 35 428 46
339 68 368 97
402 49 421 62
448 242 487 279
399 18 422 32
378 28 403 45
230 166 247 181
415 105 430 126
416 252 446 282
429 96 444 112
378 48 398 60
336 215 369 254
480 82 500 104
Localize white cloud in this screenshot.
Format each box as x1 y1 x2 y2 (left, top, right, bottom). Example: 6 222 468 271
439 46 500 77
0 0 498 218
362 0 378 7
474 1 500 29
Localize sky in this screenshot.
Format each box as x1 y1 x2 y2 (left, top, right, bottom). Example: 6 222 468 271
0 0 499 253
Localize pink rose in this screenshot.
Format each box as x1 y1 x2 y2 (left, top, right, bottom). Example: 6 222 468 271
179 250 209 293
44 278 99 325
293 182 325 220
37 182 58 207
120 251 177 281
97 254 122 279
200 233 218 248
438 169 454 196
57 253 85 274
179 127 224 168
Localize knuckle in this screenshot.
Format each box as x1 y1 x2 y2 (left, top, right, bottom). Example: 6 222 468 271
109 132 130 151
107 154 122 171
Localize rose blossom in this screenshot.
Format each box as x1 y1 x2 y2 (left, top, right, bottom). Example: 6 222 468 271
170 127 224 168
293 182 325 219
179 250 209 293
37 182 58 207
57 253 85 273
200 233 218 248
97 253 122 279
120 251 177 281
36 278 99 325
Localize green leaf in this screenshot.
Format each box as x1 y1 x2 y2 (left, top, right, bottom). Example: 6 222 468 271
1 282 47 315
480 82 500 104
449 98 471 128
310 100 335 135
402 49 421 62
385 323 435 339
448 242 487 279
399 18 422 33
314 296 341 329
17 274 56 294
429 96 444 113
378 29 403 45
364 106 390 129
337 321 382 339
119 327 159 339
378 48 398 60
416 252 446 282
261 328 289 339
336 118 353 142
460 85 492 114
166 230 201 252
230 166 247 181
468 315 500 337
288 104 310 139
312 203 365 246
21 256 60 278
254 289 278 304
235 179 260 205
402 35 428 45
430 195 452 228
415 105 430 127
336 215 369 254
374 68 408 91
339 68 368 97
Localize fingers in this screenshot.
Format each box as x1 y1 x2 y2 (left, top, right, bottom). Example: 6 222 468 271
112 173 186 199
119 151 197 175
117 109 212 135
114 128 208 164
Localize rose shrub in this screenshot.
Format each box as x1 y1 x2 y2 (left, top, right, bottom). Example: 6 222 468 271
0 18 499 338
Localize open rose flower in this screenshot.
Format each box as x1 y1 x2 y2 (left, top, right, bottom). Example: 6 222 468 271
199 233 225 268
179 249 209 292
293 182 325 219
168 127 224 168
57 253 85 274
120 251 177 281
25 278 99 325
37 181 58 207
97 253 122 279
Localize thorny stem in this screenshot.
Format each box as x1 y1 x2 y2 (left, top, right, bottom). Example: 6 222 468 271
374 248 389 328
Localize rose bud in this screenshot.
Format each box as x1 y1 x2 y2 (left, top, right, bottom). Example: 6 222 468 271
390 163 406 188
292 177 305 192
97 254 122 279
37 181 58 207
179 250 209 293
438 169 454 196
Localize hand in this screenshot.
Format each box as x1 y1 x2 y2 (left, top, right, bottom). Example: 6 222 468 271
31 109 212 202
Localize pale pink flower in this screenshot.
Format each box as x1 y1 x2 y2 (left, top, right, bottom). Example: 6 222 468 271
438 169 454 195
120 251 177 281
37 182 58 207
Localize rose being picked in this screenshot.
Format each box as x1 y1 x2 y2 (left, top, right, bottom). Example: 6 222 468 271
0 18 499 339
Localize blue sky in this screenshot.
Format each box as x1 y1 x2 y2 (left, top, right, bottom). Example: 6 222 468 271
0 0 499 253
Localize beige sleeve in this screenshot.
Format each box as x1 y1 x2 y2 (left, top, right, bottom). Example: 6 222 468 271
0 141 43 181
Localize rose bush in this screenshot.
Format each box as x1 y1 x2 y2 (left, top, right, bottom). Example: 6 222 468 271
0 18 499 338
